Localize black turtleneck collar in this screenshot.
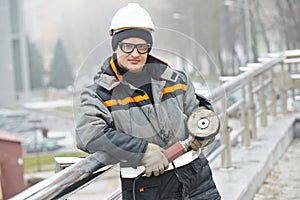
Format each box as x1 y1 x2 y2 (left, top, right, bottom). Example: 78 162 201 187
112 53 128 75
112 53 154 103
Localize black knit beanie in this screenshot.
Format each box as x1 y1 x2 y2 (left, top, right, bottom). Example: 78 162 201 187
111 28 153 52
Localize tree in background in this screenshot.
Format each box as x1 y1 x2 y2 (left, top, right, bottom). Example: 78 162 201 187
49 39 73 88
221 0 300 76
27 38 45 89
275 0 300 50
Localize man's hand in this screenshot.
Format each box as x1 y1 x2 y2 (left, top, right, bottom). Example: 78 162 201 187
142 143 169 177
190 138 209 151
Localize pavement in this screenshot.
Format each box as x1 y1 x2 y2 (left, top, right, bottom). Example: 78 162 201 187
253 138 300 200
210 113 300 200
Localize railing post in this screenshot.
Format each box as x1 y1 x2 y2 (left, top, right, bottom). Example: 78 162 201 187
270 69 277 116
242 86 251 147
280 62 288 114
289 63 295 100
249 80 257 139
221 99 233 170
259 75 268 127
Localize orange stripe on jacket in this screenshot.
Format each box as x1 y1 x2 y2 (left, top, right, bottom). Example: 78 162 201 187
110 58 123 83
104 94 149 107
162 84 187 95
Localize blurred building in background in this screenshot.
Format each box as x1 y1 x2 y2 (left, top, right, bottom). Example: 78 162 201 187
0 131 26 199
0 0 30 105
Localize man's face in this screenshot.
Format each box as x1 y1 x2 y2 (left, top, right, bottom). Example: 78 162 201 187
115 37 148 73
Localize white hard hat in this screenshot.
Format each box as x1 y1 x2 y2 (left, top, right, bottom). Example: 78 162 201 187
109 3 155 36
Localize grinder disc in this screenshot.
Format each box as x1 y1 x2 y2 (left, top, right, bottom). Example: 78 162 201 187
187 109 220 140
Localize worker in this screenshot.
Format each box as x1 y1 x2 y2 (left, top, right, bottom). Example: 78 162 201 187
75 3 221 199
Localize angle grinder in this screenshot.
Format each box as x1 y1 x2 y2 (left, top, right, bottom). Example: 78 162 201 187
164 108 220 162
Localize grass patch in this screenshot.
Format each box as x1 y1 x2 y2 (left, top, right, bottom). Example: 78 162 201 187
24 152 89 172
54 106 73 114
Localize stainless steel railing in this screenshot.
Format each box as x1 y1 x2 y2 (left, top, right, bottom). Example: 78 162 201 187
10 152 115 200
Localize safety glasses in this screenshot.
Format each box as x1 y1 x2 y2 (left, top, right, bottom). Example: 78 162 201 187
118 42 151 54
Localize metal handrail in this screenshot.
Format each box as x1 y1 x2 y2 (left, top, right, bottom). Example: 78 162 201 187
10 50 300 200
10 152 115 200
209 53 285 102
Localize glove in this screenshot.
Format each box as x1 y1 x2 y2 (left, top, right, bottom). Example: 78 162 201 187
141 143 169 177
190 138 209 151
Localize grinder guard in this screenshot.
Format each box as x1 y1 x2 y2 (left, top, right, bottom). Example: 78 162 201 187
187 109 220 141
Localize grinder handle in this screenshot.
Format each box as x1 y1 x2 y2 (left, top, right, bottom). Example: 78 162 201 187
164 141 187 162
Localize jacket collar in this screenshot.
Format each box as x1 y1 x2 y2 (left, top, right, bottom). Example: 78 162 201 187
94 54 180 91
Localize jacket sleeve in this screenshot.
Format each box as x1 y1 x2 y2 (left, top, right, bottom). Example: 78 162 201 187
181 72 214 115
75 85 148 167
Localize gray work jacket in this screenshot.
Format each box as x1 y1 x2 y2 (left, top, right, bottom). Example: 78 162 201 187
75 54 212 168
